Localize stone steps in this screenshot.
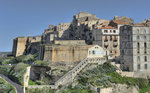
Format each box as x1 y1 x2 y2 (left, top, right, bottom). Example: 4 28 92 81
54 57 106 88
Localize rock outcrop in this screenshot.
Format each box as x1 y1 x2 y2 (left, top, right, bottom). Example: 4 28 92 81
99 84 139 93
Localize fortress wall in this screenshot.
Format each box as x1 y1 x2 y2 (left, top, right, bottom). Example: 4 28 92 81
42 45 89 63
12 37 27 57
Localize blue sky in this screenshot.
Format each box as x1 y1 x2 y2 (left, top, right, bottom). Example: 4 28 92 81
0 0 150 52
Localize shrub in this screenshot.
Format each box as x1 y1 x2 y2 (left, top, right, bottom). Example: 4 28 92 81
28 79 38 85
34 60 49 66
8 63 29 85
0 78 16 93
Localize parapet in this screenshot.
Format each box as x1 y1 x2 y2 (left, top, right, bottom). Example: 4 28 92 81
54 40 86 45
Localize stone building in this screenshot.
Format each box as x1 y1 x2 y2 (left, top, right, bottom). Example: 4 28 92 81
69 12 109 42
12 37 27 57
92 26 120 59
42 23 71 44
38 40 107 63
120 22 150 78
12 36 41 57
25 36 42 54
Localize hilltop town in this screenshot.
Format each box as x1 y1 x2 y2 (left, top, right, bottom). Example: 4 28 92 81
0 12 150 93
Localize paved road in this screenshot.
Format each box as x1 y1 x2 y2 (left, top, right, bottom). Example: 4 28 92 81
0 74 23 93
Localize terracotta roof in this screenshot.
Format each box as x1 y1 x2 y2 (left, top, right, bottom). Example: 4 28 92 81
99 26 117 29
134 23 150 26
112 20 128 25
134 23 145 26
88 45 95 48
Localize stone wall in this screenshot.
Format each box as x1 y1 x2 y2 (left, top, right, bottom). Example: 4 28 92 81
12 37 27 57
41 45 89 63
12 36 42 56
54 40 86 45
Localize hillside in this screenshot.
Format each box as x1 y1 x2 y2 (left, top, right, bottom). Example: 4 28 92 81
0 52 11 58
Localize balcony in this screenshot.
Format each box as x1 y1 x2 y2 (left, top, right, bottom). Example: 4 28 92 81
104 39 108 42
104 42 108 48
113 42 118 47
113 39 117 42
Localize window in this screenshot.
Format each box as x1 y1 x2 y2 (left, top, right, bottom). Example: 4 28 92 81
92 51 95 54
110 30 112 33
144 64 148 69
122 50 124 54
137 42 140 48
137 56 140 62
113 30 116 33
144 49 147 54
145 56 147 62
137 49 140 54
144 29 146 34
104 30 108 33
143 36 146 40
137 29 139 33
138 64 140 70
89 51 91 55
144 42 147 48
110 51 112 53
137 36 140 39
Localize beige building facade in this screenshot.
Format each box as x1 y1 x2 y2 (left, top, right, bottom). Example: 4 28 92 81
93 26 120 59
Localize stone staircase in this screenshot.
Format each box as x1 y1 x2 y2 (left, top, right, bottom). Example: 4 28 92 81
27 57 106 89
111 62 122 73
54 57 106 88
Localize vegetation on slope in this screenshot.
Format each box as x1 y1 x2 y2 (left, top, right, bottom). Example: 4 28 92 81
0 54 38 85
0 78 16 93
25 87 55 93
0 54 38 65
60 62 150 93
8 63 29 85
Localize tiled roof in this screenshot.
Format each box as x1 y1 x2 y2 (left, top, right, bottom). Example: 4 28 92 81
134 23 150 26
88 45 96 48
112 20 128 25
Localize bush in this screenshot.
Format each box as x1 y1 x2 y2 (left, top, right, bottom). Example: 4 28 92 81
0 78 16 93
34 60 49 66
0 57 16 65
8 63 29 85
135 78 149 88
140 85 150 93
26 87 55 93
28 79 38 85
